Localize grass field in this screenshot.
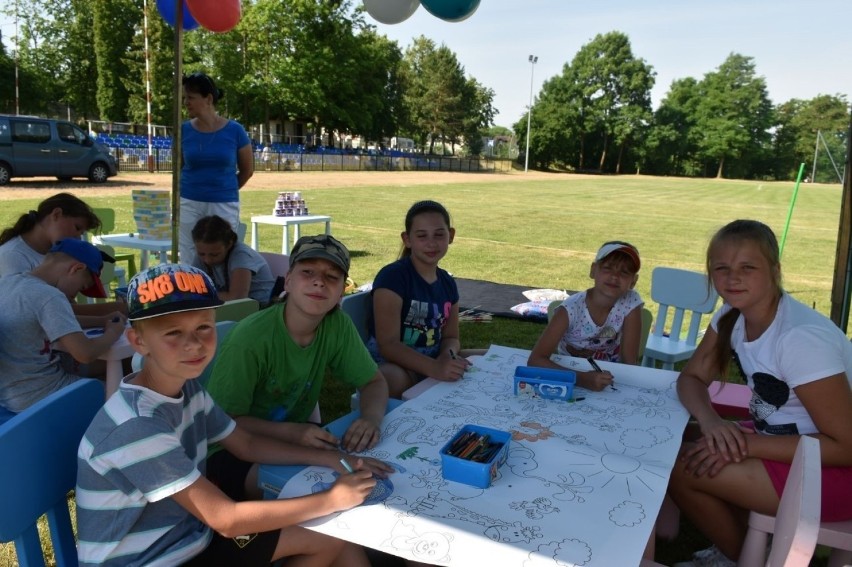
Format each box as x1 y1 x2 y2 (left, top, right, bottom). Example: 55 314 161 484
0 171 845 566
0 173 844 316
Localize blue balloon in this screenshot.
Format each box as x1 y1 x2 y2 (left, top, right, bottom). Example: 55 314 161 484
156 0 200 31
421 0 480 22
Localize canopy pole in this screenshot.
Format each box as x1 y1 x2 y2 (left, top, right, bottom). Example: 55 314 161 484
830 113 852 332
170 0 184 263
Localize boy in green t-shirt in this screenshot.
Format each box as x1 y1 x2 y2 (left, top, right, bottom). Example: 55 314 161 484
206 234 390 497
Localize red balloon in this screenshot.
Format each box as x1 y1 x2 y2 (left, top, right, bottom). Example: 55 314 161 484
185 0 241 33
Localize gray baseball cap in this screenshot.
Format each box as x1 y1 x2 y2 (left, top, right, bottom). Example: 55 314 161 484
290 234 350 276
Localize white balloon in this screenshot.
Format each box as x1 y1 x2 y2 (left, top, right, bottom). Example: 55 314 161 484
364 0 421 25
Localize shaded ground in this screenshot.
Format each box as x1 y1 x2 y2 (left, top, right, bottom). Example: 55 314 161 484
0 169 577 200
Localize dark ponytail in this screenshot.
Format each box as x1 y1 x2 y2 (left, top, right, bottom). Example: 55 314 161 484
0 193 100 245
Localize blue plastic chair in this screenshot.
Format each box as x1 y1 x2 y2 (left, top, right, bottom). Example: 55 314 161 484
0 379 103 567
340 290 372 344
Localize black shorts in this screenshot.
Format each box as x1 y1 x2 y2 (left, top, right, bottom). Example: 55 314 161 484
206 449 254 502
181 529 279 566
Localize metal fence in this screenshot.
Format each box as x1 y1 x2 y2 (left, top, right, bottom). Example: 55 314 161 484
111 147 513 174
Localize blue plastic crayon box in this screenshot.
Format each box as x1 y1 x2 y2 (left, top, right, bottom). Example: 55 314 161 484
440 424 511 489
513 366 577 401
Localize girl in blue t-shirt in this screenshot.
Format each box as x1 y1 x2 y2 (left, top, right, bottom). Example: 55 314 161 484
368 200 472 398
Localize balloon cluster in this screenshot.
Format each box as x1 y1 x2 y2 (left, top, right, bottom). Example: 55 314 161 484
364 0 480 24
156 0 241 33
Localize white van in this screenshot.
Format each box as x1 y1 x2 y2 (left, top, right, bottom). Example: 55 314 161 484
0 115 117 185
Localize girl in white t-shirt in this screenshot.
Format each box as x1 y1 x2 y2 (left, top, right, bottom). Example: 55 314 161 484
667 219 852 567
528 241 644 391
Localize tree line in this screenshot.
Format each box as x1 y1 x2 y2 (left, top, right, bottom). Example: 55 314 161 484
0 3 848 180
515 31 849 181
0 0 494 155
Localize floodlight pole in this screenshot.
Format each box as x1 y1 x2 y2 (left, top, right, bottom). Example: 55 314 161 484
14 0 19 115
524 55 538 173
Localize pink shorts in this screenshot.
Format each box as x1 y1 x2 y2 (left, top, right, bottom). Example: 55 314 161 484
763 459 852 521
737 422 852 522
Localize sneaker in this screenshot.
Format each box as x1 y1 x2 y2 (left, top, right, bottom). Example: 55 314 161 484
671 545 737 567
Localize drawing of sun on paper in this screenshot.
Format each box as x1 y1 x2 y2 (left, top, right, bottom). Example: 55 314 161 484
565 443 668 497
381 519 453 564
523 538 592 566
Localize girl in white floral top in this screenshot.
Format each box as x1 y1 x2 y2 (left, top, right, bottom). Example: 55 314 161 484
528 241 644 391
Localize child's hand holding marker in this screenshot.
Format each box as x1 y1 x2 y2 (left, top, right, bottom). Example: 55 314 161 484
584 357 617 392
339 455 394 478
435 349 470 382
331 458 377 508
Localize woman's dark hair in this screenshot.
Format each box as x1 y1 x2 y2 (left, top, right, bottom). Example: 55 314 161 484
182 72 222 104
707 219 782 378
0 192 101 245
399 200 452 259
191 215 237 247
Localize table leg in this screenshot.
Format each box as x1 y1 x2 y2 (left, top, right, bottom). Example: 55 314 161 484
251 222 259 251
325 220 331 235
157 251 168 265
140 251 150 270
282 225 289 254
294 225 301 245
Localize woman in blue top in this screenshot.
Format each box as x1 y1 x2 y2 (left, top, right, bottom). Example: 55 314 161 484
179 72 253 263
368 200 472 398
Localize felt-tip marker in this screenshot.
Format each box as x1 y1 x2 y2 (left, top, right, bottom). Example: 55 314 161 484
339 458 355 473
587 357 618 390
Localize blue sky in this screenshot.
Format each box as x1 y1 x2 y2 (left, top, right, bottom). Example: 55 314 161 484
376 0 852 128
1 0 850 130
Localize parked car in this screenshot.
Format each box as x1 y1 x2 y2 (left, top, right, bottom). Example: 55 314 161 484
0 115 117 185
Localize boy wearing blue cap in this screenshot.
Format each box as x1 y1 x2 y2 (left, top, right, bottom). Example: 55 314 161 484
0 238 126 415
76 263 390 567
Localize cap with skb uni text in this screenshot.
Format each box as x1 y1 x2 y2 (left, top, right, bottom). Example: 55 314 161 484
289 234 350 276
49 238 114 298
127 264 223 321
594 241 641 271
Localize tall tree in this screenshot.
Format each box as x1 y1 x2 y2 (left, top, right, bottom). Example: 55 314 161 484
644 77 702 176
692 53 773 178
93 0 139 122
125 2 176 128
565 32 654 172
402 36 474 154
514 73 581 170
773 94 850 182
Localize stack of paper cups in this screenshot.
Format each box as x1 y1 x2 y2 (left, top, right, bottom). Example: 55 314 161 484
132 189 171 240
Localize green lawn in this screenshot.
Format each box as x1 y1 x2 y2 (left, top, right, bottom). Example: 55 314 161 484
0 172 844 566
3 174 841 316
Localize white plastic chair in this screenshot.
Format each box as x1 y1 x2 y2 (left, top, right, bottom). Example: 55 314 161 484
642 267 718 370
739 435 822 567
